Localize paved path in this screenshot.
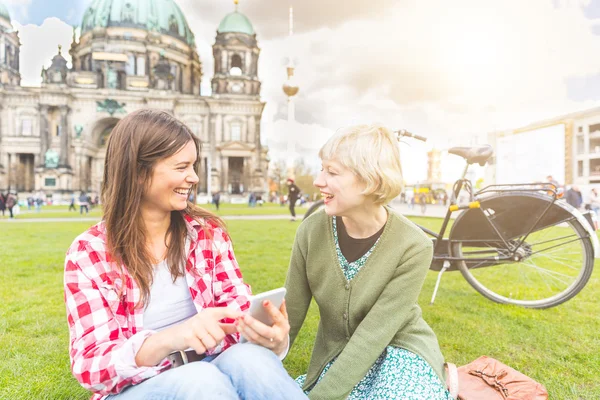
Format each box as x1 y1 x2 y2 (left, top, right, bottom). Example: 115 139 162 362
388 201 453 219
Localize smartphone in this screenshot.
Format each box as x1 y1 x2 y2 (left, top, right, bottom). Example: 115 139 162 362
239 287 286 343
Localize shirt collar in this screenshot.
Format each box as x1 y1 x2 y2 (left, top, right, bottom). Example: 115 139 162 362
182 212 203 245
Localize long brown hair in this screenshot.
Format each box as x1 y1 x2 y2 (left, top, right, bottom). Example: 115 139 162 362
102 109 225 307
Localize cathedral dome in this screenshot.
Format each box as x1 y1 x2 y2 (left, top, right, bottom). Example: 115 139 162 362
217 11 254 35
0 2 10 22
81 0 195 46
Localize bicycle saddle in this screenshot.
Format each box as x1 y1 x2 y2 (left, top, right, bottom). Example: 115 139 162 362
448 145 494 166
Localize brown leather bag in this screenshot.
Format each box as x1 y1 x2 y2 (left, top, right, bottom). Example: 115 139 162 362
446 356 548 400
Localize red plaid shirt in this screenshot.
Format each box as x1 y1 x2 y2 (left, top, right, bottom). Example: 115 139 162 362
64 214 251 399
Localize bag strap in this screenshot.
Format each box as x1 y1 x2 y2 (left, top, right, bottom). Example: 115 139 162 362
445 362 459 399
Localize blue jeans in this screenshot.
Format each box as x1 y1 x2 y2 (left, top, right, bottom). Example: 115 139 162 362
106 343 307 400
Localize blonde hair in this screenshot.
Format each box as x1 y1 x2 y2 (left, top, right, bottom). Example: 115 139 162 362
319 124 403 205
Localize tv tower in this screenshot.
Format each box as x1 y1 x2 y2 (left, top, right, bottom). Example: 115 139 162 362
282 6 299 176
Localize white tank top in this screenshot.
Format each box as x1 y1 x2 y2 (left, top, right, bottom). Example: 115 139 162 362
143 259 198 331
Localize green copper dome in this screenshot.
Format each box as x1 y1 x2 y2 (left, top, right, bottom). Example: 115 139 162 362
217 11 254 35
81 0 195 46
0 2 11 22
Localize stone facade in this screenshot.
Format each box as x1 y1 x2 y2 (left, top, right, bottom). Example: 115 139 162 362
0 1 268 202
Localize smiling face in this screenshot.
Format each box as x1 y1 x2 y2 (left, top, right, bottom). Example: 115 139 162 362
314 158 369 216
140 140 199 216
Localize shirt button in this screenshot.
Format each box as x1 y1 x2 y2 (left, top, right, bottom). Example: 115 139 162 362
345 283 350 290
346 336 350 340
343 313 348 320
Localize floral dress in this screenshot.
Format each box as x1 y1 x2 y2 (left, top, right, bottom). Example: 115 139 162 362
296 216 453 400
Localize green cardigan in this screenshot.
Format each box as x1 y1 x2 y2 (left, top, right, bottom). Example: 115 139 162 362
285 208 446 400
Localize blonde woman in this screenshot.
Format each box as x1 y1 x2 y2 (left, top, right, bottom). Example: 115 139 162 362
64 110 306 400
284 125 452 399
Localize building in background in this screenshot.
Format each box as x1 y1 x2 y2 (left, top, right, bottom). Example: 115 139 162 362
485 107 600 188
427 148 442 182
0 0 268 202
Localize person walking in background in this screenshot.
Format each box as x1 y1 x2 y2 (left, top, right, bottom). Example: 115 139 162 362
0 192 6 217
78 191 89 214
64 109 305 400
565 185 583 210
419 192 427 215
35 191 44 213
547 175 560 188
6 191 17 219
286 178 301 221
212 191 221 211
589 188 600 216
68 193 76 212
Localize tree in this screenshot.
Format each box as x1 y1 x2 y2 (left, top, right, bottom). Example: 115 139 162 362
268 159 287 196
267 158 320 200
290 159 320 200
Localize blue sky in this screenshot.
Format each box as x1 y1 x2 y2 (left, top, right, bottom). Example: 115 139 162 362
7 0 87 26
11 0 600 32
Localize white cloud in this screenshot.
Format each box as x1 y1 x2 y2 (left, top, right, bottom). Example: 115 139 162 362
4 0 31 20
11 0 600 184
13 18 73 87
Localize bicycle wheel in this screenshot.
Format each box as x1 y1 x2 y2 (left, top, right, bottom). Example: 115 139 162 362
303 199 325 220
451 217 594 308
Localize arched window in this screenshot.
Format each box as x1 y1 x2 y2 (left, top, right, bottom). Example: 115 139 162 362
169 14 179 34
230 54 243 76
136 56 145 76
170 64 178 90
230 122 241 141
99 125 114 147
122 3 135 23
126 54 135 75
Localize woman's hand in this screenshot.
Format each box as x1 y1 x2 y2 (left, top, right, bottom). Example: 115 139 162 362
172 307 242 355
236 299 290 355
135 307 242 367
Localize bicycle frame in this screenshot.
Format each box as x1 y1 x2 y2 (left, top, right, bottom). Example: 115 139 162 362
423 162 600 304
421 165 571 266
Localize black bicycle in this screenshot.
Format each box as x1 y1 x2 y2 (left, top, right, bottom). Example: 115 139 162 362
303 130 598 308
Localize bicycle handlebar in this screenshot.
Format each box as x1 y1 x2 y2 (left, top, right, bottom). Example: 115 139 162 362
396 129 427 142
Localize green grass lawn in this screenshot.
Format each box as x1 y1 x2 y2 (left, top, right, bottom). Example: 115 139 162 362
0 218 598 399
1 203 303 219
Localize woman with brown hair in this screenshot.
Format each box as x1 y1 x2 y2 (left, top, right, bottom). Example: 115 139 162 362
64 109 306 400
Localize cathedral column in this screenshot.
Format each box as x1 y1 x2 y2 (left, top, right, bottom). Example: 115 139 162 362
255 118 263 171
39 105 49 165
59 106 69 167
243 156 252 192
245 51 251 75
221 155 229 193
0 151 8 171
221 51 228 74
7 152 15 190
